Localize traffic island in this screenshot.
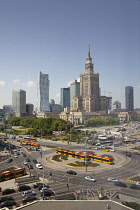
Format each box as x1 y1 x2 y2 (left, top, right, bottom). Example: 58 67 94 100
67 161 100 168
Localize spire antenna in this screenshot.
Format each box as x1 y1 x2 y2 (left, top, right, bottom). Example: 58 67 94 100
88 43 90 57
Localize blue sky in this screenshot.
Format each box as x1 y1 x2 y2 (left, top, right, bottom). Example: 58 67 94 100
0 0 140 109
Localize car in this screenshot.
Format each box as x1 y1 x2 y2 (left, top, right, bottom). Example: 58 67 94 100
41 189 54 197
85 176 96 182
28 165 33 169
67 170 77 175
18 185 31 192
114 181 127 187
11 151 14 154
26 158 31 162
130 184 140 190
22 195 37 203
38 184 50 191
7 158 13 163
2 188 16 195
40 187 50 192
136 181 140 186
33 182 43 188
107 177 119 182
0 200 16 208
22 190 36 196
23 160 28 165
23 153 27 157
33 159 37 163
36 163 43 169
0 196 13 203
14 155 18 158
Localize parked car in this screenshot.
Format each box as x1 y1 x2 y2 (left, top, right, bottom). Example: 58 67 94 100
22 190 36 196
26 158 31 162
14 155 18 158
0 200 16 208
28 165 33 169
36 163 43 169
85 176 96 182
67 170 77 175
33 183 43 188
41 189 54 197
33 159 37 163
23 160 28 165
0 196 13 203
130 184 140 190
136 181 140 186
23 153 27 157
7 158 13 163
114 181 127 187
38 184 50 191
107 177 119 182
18 185 31 192
2 189 16 195
22 195 36 203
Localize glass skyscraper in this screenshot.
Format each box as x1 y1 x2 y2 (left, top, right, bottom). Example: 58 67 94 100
37 71 50 113
70 80 80 109
125 86 134 111
12 89 26 117
60 87 70 110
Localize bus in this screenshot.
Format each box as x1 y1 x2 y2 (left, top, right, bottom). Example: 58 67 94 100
0 136 7 141
56 148 113 164
0 168 27 182
24 137 37 141
20 141 40 148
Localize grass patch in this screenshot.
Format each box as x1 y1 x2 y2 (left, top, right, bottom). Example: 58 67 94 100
67 161 100 167
52 155 62 162
0 167 16 173
130 176 140 182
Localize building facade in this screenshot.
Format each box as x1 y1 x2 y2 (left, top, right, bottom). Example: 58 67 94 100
73 45 107 112
26 103 34 116
37 71 50 113
125 86 134 111
12 89 26 117
60 87 70 110
70 80 80 109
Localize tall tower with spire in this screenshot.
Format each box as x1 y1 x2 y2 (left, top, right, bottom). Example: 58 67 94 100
73 45 107 112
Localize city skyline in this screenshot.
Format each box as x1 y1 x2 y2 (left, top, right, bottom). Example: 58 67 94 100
0 0 140 109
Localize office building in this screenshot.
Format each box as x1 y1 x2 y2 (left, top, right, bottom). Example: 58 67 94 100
70 80 80 109
37 71 50 113
60 87 70 110
50 99 63 113
112 101 121 110
12 89 26 117
26 103 34 116
125 86 134 111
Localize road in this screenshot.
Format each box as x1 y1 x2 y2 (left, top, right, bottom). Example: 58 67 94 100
1 137 140 205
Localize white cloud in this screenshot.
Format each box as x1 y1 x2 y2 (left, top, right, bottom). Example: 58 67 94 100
26 80 36 87
0 81 5 86
13 79 20 83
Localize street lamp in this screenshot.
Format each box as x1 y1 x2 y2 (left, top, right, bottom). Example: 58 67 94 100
85 137 87 172
40 130 45 200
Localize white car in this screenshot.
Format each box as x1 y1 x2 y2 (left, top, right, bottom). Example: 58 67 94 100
40 187 49 192
22 190 36 196
14 155 18 158
23 160 28 165
109 148 115 152
136 181 140 186
36 163 43 169
107 177 118 182
85 176 96 182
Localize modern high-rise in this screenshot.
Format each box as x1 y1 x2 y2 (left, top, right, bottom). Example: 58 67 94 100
12 89 26 117
70 80 80 109
125 86 134 111
60 87 70 110
73 45 106 112
37 71 50 113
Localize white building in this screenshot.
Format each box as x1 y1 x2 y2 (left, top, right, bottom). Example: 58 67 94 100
37 71 50 113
